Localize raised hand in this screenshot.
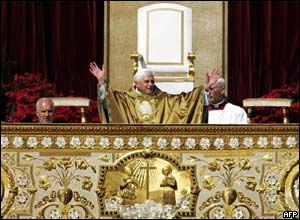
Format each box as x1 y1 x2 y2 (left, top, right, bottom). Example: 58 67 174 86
89 62 105 84
205 68 221 89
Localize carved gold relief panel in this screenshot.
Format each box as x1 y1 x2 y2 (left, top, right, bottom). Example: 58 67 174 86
1 124 299 219
97 149 199 219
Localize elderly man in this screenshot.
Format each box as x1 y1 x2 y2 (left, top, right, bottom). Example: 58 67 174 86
36 97 55 123
89 62 220 124
207 77 247 124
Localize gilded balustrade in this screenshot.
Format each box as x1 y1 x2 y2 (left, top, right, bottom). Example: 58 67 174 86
1 124 299 219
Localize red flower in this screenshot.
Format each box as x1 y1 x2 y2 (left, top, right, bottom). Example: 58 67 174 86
252 82 299 123
3 73 101 123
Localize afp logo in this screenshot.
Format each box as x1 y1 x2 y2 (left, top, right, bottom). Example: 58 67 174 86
283 211 298 218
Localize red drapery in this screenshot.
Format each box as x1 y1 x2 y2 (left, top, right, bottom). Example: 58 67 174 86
1 1 104 100
1 1 299 104
228 1 299 105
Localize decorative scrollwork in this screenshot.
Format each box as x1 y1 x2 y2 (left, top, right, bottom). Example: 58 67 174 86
1 161 18 218
191 155 272 218
22 155 97 219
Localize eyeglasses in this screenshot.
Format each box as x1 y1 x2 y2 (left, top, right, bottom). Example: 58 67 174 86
41 110 53 113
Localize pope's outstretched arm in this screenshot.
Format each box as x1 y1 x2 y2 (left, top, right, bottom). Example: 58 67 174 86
89 62 109 123
89 62 105 85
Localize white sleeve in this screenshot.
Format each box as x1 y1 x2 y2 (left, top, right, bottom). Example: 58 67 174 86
239 109 248 124
99 84 106 101
204 90 209 106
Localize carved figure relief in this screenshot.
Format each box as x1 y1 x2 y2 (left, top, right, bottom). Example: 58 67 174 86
99 150 198 219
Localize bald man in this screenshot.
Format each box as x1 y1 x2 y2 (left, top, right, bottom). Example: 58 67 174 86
36 98 55 123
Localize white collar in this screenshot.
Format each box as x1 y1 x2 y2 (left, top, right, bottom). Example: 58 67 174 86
135 87 142 94
134 87 155 95
210 98 226 108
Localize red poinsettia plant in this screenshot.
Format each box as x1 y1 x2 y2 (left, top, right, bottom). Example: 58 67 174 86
2 72 298 124
2 72 100 123
248 83 299 123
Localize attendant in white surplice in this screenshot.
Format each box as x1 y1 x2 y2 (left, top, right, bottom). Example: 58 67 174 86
89 61 246 124
206 77 248 124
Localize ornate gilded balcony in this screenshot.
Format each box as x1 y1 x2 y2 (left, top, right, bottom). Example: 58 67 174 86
1 124 299 219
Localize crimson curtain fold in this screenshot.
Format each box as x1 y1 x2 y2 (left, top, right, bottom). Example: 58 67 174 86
228 1 299 105
1 1 299 105
1 1 104 100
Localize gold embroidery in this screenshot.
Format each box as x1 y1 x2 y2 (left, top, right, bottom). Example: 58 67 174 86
135 99 156 123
